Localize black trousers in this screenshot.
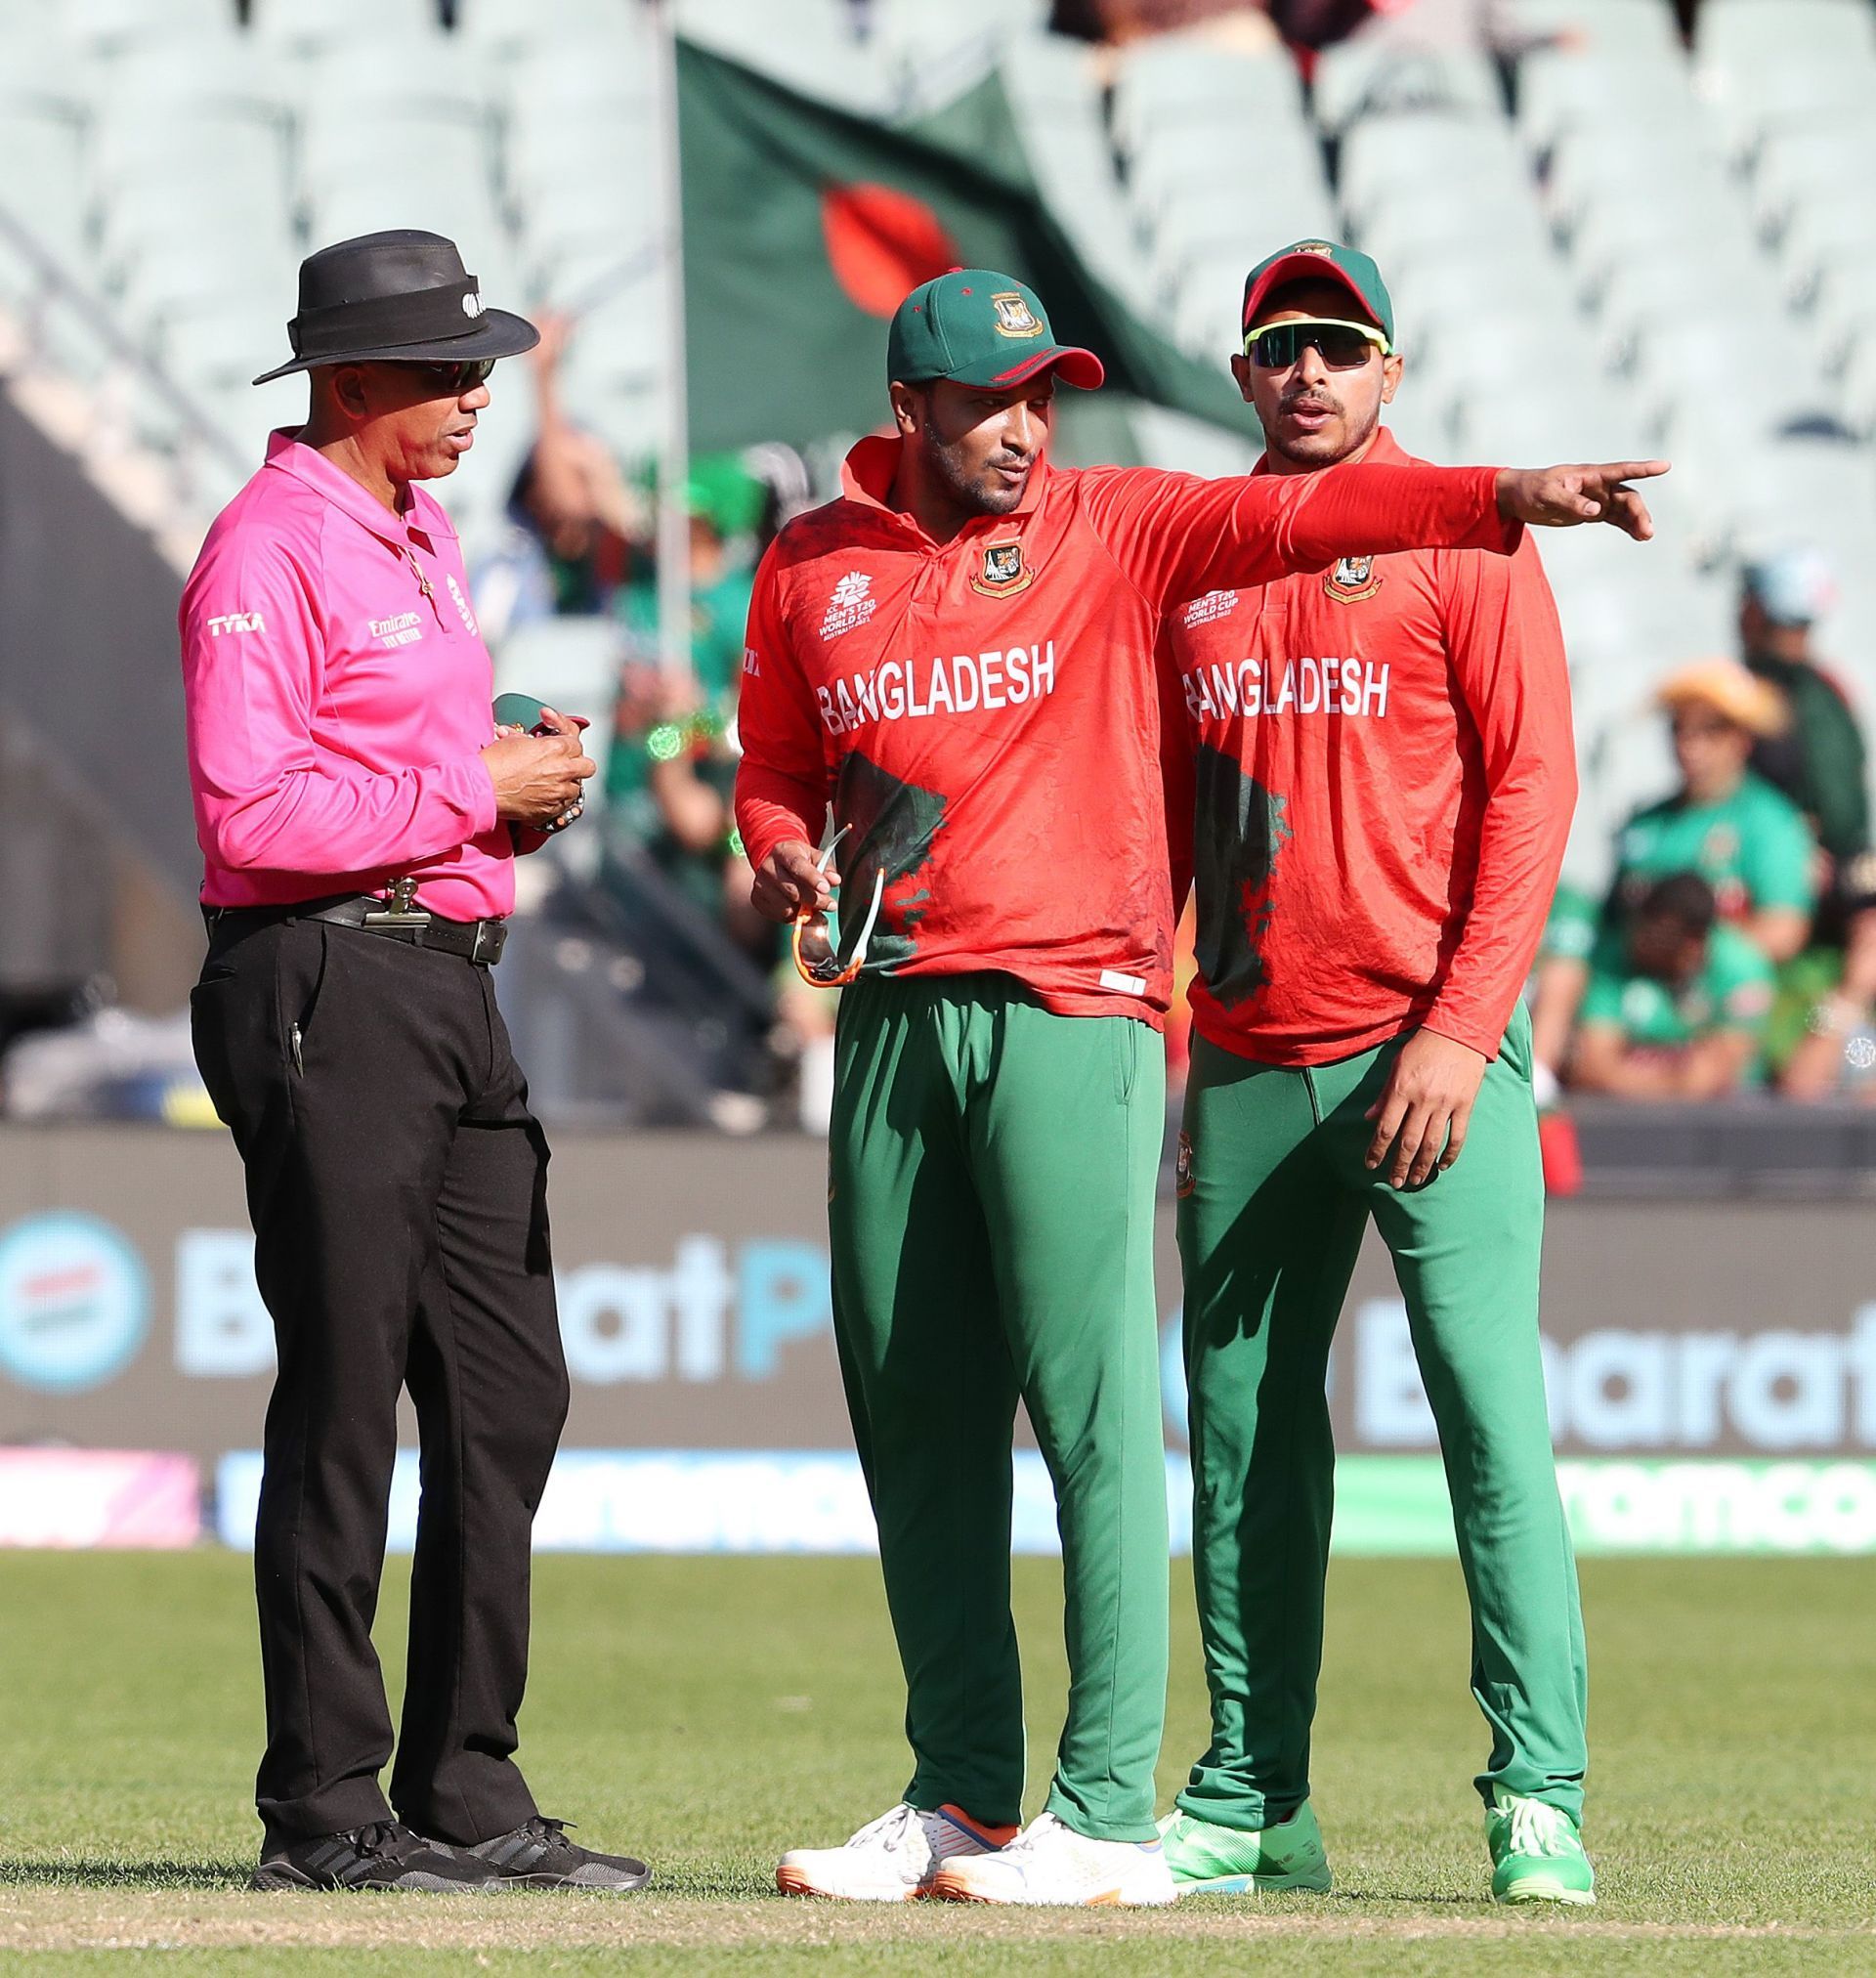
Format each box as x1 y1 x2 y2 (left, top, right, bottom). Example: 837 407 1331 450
191 912 569 1843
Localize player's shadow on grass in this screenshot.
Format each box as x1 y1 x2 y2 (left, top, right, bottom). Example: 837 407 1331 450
0 1859 246 1891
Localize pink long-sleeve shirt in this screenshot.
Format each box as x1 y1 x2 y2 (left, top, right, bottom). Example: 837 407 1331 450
181 429 509 921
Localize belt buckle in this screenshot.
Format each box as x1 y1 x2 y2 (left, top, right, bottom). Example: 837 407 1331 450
363 877 432 930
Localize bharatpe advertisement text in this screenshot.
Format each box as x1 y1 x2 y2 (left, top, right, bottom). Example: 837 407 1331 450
2 1128 1873 1555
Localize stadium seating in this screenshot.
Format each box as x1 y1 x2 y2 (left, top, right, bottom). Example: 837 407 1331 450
456 0 645 49
1312 42 1503 130
3 0 1875 857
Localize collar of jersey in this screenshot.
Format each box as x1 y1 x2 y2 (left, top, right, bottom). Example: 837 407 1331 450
262 426 458 549
840 433 1048 539
1253 421 1407 477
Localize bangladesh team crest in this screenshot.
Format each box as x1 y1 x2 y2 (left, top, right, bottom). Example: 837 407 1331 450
1323 554 1383 603
970 539 1034 598
991 290 1045 339
1175 1129 1195 1199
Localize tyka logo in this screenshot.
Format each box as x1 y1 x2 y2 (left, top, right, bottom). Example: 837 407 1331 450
206 611 265 636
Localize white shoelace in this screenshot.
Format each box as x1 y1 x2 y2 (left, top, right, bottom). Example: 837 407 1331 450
1506 1798 1572 1859
845 1804 926 1854
997 1813 1068 1863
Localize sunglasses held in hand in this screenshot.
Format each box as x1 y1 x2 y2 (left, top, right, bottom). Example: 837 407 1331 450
792 830 885 988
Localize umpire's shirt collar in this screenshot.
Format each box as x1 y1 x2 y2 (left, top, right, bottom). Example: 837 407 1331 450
263 425 458 547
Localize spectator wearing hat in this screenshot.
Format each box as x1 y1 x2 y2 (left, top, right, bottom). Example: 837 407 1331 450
1737 550 1876 1096
1617 661 1815 963
1533 660 1812 1091
182 231 645 1896
1570 872 1774 1098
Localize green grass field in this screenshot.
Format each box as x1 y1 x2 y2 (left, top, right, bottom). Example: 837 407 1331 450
0 1550 1871 1974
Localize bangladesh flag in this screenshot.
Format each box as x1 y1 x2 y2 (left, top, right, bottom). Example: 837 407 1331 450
678 39 1258 455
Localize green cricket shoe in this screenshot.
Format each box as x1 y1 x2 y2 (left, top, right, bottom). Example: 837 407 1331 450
1157 1801 1332 1896
1483 1788 1596 1907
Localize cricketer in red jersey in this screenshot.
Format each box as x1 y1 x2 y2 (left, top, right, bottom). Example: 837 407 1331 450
737 266 1663 1910
1157 241 1603 1910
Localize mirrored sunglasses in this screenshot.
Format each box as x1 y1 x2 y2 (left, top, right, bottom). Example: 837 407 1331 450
791 829 884 988
1244 319 1387 369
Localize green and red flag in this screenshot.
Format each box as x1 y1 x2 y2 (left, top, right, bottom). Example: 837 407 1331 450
678 39 1258 454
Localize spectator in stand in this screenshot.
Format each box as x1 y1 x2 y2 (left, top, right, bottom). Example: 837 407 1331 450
1772 931 1876 1100
1532 660 1813 1089
603 463 765 950
1569 872 1773 1099
471 314 649 646
600 459 838 1129
1048 0 1281 51
1738 549 1876 1096
1742 549 1868 889
1611 662 1814 966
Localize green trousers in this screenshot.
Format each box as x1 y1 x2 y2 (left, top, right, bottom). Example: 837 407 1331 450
829 973 1169 1842
1175 1006 1588 1830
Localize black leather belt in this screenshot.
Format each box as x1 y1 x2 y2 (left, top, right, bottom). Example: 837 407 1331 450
203 894 509 967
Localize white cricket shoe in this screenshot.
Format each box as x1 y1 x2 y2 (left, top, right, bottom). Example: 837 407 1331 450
775 1802 1017 1901
928 1811 1178 1907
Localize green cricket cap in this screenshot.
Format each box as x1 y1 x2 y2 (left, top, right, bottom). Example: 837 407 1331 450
887 268 1105 392
1241 239 1394 352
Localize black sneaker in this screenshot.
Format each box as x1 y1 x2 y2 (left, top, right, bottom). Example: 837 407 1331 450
252 1820 506 1892
458 1816 652 1891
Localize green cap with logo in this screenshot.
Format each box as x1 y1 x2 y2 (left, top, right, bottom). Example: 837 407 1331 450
887 268 1105 392
1241 239 1395 352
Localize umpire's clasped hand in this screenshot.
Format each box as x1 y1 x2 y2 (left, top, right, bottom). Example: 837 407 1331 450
482 706 596 829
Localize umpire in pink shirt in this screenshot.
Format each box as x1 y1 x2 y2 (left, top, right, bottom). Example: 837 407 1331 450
183 232 647 1895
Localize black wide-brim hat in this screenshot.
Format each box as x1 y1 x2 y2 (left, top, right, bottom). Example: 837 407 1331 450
252 229 539 384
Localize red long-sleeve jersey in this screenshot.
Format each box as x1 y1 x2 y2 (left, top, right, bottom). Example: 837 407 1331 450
1161 427 1576 1063
735 433 1518 1026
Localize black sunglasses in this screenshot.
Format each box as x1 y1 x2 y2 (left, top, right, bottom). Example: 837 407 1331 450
1244 319 1386 369
400 356 498 394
